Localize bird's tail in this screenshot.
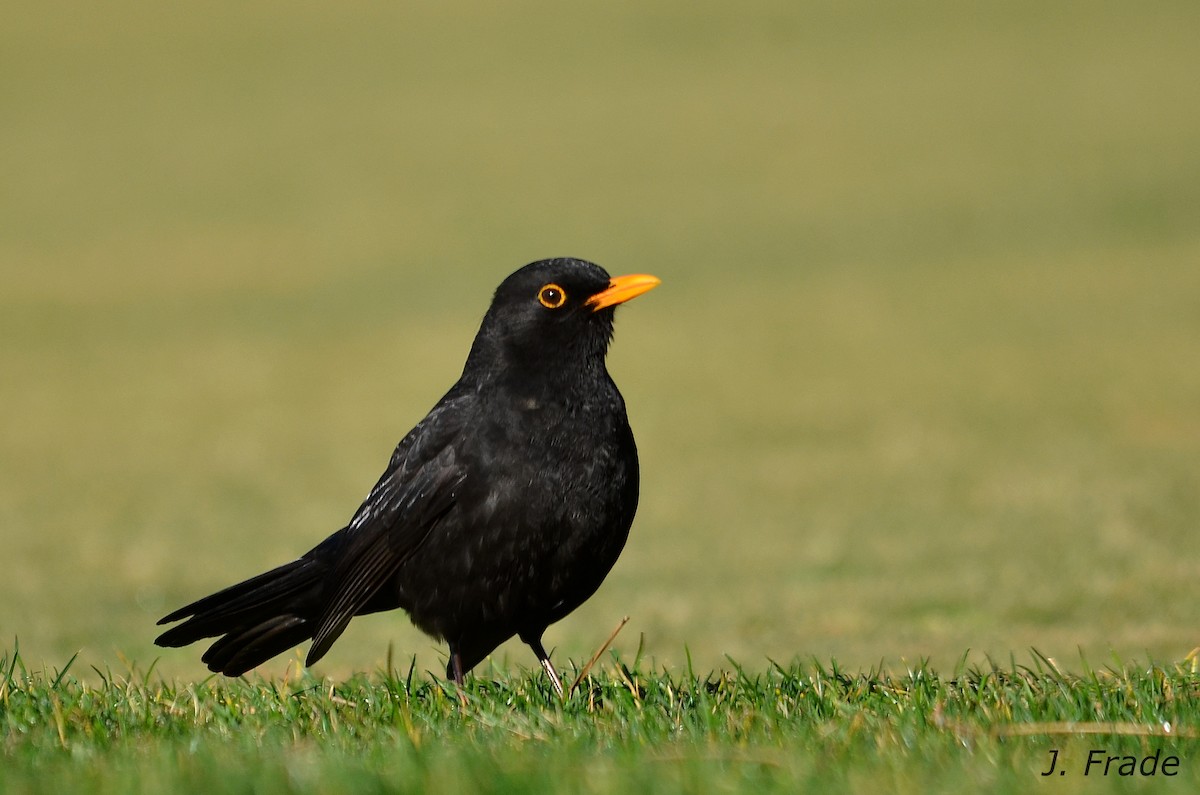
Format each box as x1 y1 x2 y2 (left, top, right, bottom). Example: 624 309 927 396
154 555 329 676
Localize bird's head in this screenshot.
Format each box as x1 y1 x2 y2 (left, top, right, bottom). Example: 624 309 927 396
463 258 660 390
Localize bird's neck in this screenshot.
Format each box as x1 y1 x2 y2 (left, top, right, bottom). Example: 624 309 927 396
461 329 612 399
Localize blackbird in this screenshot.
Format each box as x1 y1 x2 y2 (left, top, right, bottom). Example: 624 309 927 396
155 257 660 695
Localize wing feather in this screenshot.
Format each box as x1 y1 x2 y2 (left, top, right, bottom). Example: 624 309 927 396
305 415 468 664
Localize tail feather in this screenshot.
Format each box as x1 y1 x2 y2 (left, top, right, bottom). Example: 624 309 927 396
155 556 330 675
201 615 312 676
157 559 321 631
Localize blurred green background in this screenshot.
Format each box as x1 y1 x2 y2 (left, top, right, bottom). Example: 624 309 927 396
2 0 1198 682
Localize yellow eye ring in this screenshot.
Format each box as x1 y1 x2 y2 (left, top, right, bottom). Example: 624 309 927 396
537 283 567 309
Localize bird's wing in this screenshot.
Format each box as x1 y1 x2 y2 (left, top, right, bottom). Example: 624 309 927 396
306 398 469 665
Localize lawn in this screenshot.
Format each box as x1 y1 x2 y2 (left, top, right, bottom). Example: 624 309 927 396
4 647 1200 793
2 0 1199 789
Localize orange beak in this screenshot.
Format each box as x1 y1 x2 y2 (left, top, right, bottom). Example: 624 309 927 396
586 274 662 312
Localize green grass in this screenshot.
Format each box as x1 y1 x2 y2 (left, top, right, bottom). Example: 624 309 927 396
4 646 1199 794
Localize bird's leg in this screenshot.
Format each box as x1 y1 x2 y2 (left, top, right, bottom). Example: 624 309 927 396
448 645 468 706
522 633 564 698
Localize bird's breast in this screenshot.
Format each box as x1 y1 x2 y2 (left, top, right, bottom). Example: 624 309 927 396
393 392 638 639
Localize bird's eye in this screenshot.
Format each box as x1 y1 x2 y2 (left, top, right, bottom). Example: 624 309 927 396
537 283 567 309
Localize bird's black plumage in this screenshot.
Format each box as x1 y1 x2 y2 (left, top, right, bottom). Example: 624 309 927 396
155 258 659 693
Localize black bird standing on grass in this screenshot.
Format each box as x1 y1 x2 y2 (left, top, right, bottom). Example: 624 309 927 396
155 258 660 696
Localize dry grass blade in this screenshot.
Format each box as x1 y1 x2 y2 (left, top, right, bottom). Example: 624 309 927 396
568 616 629 697
991 722 1198 739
